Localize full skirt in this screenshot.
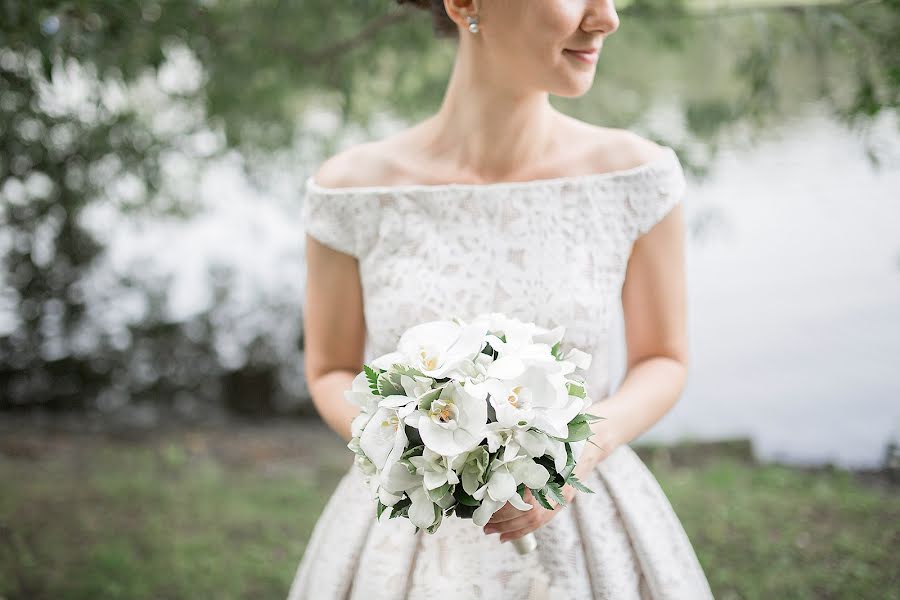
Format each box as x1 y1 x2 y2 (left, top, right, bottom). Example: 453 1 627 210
286 443 715 600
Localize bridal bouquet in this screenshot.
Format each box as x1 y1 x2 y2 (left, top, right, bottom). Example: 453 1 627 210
345 312 603 555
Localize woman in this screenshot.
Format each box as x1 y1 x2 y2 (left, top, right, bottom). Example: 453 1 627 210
288 0 714 598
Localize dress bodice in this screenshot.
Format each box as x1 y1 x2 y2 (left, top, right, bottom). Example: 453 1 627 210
301 145 687 402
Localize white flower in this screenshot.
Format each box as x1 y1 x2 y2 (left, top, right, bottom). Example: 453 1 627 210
407 486 440 530
359 406 407 471
408 447 460 490
484 422 548 461
350 411 373 439
344 370 380 414
378 393 421 424
484 361 583 438
415 380 487 456
561 347 592 370
377 461 440 530
471 455 551 526
371 318 487 379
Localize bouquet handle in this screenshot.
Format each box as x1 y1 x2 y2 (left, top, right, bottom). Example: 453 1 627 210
511 532 537 555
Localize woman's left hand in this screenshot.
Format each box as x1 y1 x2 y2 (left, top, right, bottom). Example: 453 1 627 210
481 483 578 543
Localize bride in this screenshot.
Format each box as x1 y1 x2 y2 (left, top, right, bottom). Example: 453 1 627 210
289 0 715 598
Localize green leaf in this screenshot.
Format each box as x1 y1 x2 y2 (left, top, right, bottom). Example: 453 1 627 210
389 497 411 519
566 474 595 494
456 488 480 507
427 482 452 502
566 381 586 399
582 412 606 423
425 506 443 534
532 487 554 510
376 371 405 396
561 442 576 480
390 363 426 378
401 444 424 459
550 341 562 359
544 480 567 507
376 499 387 520
564 419 593 443
399 457 417 475
363 364 381 395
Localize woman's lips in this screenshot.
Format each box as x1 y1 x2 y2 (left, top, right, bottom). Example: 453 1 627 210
564 48 599 64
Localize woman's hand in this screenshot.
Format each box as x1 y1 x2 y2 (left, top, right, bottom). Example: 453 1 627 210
481 434 619 543
481 484 578 544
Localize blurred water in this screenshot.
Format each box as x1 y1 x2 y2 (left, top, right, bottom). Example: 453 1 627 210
610 108 900 469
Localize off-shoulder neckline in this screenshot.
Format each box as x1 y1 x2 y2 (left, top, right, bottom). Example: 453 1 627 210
305 145 678 196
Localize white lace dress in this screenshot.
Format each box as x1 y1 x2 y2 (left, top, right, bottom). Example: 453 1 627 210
287 146 715 600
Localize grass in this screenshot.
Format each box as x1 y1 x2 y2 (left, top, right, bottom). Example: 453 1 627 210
0 426 896 599
650 457 899 600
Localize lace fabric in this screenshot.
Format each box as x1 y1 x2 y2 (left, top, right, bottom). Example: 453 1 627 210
289 146 714 599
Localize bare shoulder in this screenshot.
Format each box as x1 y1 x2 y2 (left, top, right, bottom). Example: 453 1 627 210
311 142 387 189
311 129 416 189
560 117 671 174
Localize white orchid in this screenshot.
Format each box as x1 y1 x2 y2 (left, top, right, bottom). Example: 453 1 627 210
484 360 584 438
415 380 487 456
359 406 407 473
344 369 380 414
370 318 487 379
471 455 551 526
408 446 460 491
376 460 441 530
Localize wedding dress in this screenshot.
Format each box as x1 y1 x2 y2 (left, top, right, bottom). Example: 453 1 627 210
287 145 715 599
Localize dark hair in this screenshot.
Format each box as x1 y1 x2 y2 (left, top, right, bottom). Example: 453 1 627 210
396 0 459 39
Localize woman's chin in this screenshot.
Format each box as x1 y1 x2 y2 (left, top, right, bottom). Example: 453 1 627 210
551 76 596 98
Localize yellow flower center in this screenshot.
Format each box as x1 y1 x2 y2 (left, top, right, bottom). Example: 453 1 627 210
419 349 439 370
507 385 523 407
381 414 400 431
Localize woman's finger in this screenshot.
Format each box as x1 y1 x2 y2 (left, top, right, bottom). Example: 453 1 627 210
484 508 540 534
487 501 529 523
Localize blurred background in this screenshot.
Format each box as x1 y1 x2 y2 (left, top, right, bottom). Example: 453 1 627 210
1 0 898 598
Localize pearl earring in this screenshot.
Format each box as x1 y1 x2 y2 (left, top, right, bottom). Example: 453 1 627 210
467 15 479 33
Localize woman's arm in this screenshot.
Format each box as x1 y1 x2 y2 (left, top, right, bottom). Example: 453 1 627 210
303 234 366 444
569 200 689 486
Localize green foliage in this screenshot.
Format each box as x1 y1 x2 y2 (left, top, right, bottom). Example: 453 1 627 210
566 474 595 494
532 486 555 510
363 364 381 396
566 381 587 399
563 414 595 443
550 341 563 360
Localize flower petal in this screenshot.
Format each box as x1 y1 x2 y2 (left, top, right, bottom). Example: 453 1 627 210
487 467 516 502
408 487 438 529
472 497 504 527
